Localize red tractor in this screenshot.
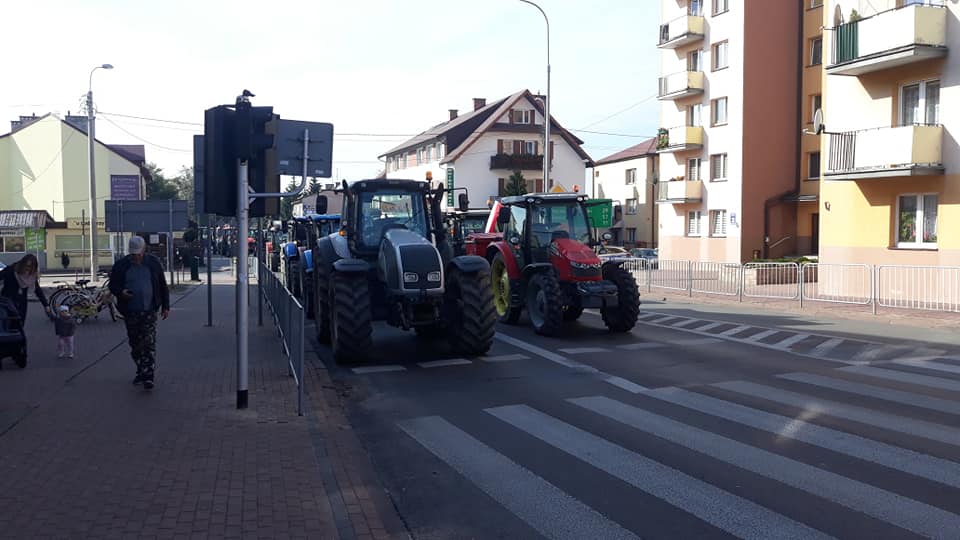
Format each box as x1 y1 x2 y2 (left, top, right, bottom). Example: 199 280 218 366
469 193 640 336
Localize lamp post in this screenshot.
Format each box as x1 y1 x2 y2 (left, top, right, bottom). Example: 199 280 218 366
87 63 113 281
519 0 550 190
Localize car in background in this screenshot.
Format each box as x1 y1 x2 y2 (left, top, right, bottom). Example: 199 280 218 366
629 248 659 269
595 245 632 262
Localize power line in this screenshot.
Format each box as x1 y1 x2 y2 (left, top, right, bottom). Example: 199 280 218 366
99 116 192 152
99 111 202 126
576 94 658 130
571 129 655 138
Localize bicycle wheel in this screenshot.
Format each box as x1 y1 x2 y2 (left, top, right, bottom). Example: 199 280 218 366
58 292 92 324
49 288 75 311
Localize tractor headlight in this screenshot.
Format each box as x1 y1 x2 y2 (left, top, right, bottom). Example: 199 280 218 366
570 261 601 270
427 271 441 282
403 272 419 283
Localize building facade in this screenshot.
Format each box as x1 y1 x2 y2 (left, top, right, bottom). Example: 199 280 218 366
819 0 958 267
0 114 146 269
656 0 803 263
593 139 659 248
381 90 593 208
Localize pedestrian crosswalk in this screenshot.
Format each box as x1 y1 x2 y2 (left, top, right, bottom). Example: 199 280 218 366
396 360 960 539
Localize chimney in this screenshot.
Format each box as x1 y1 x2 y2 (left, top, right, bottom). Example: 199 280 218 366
473 98 486 111
449 109 458 121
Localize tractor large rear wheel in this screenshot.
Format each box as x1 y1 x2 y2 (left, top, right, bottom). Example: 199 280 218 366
526 271 563 337
446 269 496 355
601 264 640 333
330 272 373 364
491 253 521 324
315 262 331 344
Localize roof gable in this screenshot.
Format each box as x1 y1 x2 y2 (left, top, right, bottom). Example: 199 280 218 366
595 138 657 166
1 114 145 170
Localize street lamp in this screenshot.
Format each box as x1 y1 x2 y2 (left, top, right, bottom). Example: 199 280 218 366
87 63 113 281
519 0 551 190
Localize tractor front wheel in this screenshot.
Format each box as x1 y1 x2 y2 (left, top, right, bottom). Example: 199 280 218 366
601 264 640 333
491 253 521 324
330 272 372 364
526 271 563 337
446 269 496 355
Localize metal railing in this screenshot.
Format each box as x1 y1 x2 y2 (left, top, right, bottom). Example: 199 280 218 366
259 261 305 415
628 259 960 316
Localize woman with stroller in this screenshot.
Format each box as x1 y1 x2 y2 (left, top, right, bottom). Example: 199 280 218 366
0 254 51 327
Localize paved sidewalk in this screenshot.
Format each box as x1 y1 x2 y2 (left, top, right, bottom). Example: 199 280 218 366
0 274 406 539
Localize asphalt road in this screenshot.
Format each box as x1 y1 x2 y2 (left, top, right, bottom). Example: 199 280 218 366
311 302 960 540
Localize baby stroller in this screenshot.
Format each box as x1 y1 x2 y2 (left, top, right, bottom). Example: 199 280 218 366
0 297 27 369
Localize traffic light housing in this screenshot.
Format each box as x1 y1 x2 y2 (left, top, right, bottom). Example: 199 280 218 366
203 105 238 217
245 106 279 217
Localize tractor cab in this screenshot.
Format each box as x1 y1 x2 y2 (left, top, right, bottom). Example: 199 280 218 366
445 208 490 256
485 192 640 336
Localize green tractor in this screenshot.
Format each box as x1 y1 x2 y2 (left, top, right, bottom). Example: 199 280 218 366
312 179 496 363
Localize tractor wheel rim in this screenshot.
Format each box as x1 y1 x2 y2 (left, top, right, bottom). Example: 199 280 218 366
529 286 545 327
492 261 510 316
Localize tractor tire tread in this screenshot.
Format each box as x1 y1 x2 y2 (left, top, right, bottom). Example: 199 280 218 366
601 265 641 333
448 270 496 355
331 272 372 364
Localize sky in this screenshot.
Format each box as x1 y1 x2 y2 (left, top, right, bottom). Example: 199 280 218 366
1 0 661 183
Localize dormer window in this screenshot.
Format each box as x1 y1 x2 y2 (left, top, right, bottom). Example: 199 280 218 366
511 109 534 124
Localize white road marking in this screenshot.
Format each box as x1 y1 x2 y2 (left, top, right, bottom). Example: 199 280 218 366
573 395 960 538
487 404 829 540
850 344 913 363
617 342 667 351
665 337 724 346
604 376 648 394
745 329 778 342
778 372 960 416
650 316 676 324
559 347 611 355
673 318 706 328
417 358 473 368
719 325 750 337
482 354 529 363
695 322 726 332
770 333 811 350
810 338 845 357
892 358 960 376
838 365 960 393
351 365 407 374
397 416 638 540
494 334 596 371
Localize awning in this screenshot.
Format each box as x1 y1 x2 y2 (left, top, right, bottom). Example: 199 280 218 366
0 211 54 229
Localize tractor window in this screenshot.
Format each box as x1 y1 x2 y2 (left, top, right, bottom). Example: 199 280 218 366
531 202 592 246
461 216 487 236
504 205 526 241
358 191 428 249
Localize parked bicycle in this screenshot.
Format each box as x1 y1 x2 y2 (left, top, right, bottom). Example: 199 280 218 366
49 273 121 323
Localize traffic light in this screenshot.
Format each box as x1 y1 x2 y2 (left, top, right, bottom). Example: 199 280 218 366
203 105 238 216
248 106 279 217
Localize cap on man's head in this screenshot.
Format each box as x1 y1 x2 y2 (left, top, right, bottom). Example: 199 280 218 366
128 236 146 255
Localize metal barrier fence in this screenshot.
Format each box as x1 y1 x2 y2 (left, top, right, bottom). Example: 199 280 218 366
259 262 305 415
627 259 960 316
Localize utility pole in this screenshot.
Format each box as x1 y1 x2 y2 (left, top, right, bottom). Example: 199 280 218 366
87 64 113 281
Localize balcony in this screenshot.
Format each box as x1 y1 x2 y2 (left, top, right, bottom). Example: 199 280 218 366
489 153 543 171
658 15 705 49
656 179 703 203
655 126 704 153
658 71 705 100
828 4 947 76
825 125 943 180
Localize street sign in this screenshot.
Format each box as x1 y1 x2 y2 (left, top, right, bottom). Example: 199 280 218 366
275 119 334 177
585 198 613 228
105 200 189 232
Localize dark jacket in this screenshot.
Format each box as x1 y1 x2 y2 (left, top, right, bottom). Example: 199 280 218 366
108 254 170 316
0 265 48 319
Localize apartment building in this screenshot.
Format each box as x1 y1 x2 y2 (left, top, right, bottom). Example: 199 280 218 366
593 139 658 248
656 0 802 263
820 0 958 266
381 90 593 208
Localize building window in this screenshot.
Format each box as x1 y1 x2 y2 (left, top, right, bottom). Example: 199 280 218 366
711 97 728 126
710 210 727 237
0 235 26 253
512 109 533 124
713 0 728 15
438 143 446 159
426 145 434 162
687 211 702 236
897 194 938 248
626 228 637 243
625 168 637 185
710 153 728 181
712 41 729 70
810 38 822 66
808 152 821 179
901 79 940 126
687 158 702 181
524 141 538 155
688 0 703 16
811 95 822 122
417 148 425 164
400 153 407 169
688 49 703 72
688 104 702 127
626 198 639 215
810 0 822 7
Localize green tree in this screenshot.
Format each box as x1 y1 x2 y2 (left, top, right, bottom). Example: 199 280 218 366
144 163 179 200
308 177 321 195
280 178 299 221
503 170 528 196
170 166 195 216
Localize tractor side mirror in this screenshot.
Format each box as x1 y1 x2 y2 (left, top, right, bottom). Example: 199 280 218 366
508 235 521 246
315 195 328 214
458 193 469 212
497 209 510 226
601 232 613 242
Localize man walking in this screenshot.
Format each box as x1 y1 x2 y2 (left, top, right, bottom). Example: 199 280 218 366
109 236 170 389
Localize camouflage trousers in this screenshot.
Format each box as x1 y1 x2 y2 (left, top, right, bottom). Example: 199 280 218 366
124 311 158 377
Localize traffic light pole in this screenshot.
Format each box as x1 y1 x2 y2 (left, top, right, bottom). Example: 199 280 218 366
237 159 250 410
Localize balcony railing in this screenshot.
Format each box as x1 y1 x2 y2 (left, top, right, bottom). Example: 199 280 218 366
829 4 947 76
825 125 944 179
489 153 543 171
658 71 705 100
657 179 703 203
655 126 704 153
658 15 705 49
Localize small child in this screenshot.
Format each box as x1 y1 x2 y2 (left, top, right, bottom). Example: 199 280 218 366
54 305 76 359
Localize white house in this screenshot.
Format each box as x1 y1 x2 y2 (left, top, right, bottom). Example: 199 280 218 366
380 90 593 208
593 138 658 248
